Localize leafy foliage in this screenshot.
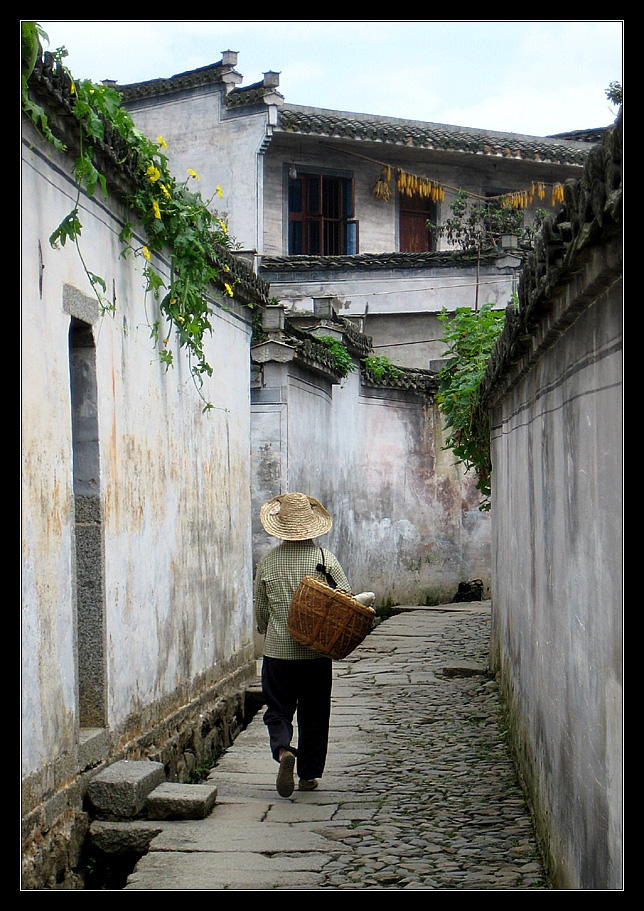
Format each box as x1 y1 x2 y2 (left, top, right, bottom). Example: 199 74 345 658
362 355 404 382
429 189 527 252
319 336 355 377
606 81 622 107
22 22 238 411
436 303 507 509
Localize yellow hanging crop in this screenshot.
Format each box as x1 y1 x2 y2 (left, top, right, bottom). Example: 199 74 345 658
372 170 391 201
394 169 444 203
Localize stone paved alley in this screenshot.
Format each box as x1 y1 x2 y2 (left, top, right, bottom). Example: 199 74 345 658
123 603 550 891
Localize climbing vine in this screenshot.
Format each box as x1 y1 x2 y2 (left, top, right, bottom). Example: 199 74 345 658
436 302 509 509
22 21 239 411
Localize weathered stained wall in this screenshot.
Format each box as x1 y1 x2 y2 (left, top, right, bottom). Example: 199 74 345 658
22 105 256 885
261 258 519 371
251 327 489 614
482 116 622 890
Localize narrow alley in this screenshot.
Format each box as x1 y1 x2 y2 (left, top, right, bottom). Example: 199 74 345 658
120 602 549 891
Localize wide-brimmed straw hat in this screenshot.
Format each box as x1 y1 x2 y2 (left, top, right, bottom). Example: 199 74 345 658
260 492 332 540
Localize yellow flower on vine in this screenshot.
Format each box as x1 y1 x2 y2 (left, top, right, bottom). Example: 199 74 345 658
146 164 160 183
216 185 223 198
219 220 227 232
157 136 167 150
188 169 200 180
224 283 233 297
143 246 150 260
160 184 171 199
152 200 161 220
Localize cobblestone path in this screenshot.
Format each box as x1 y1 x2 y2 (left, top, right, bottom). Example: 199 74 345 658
317 606 548 889
125 604 550 891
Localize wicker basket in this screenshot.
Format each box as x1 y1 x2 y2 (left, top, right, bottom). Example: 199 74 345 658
288 575 376 659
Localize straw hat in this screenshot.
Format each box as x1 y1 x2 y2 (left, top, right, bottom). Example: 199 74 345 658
260 492 332 540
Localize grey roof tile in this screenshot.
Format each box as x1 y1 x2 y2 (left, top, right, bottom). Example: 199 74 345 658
277 104 596 166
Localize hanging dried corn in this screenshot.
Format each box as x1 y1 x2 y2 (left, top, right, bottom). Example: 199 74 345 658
372 168 391 201
395 169 444 202
552 182 565 205
501 180 562 209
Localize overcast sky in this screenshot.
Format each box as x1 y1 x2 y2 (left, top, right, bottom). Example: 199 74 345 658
36 20 623 137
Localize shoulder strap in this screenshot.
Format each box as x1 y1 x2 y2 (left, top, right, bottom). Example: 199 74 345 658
316 547 338 590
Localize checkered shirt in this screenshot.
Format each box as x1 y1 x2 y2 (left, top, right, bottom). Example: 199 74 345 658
254 539 351 660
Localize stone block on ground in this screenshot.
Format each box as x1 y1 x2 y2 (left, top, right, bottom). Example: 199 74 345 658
441 661 489 677
89 819 164 855
88 760 166 819
146 782 218 820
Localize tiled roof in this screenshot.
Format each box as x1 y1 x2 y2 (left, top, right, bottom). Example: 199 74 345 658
361 362 439 396
277 104 594 167
260 248 516 275
226 79 284 109
118 56 284 110
547 127 608 144
255 307 436 395
118 59 233 102
116 55 598 170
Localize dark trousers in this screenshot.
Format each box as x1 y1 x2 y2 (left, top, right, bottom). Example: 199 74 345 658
261 656 333 781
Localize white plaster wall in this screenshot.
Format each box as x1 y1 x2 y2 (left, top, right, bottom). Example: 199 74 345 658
489 268 622 889
327 381 488 603
21 152 78 776
127 88 270 253
272 263 516 320
252 356 489 607
101 293 254 726
22 122 254 776
267 263 517 370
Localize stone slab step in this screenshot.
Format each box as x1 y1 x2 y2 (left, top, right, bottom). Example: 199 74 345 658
146 782 218 820
88 760 165 819
87 760 219 823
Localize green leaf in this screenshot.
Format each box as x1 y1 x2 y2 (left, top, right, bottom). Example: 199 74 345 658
49 208 82 248
88 272 106 293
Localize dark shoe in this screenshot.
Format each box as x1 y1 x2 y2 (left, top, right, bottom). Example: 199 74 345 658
298 778 318 791
276 751 295 797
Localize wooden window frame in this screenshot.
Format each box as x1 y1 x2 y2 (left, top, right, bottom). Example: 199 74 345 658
288 172 358 255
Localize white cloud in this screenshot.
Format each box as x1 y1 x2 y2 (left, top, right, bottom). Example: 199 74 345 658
36 20 622 135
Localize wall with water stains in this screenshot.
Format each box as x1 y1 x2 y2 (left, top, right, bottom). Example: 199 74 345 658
251 334 490 611
22 113 256 886
483 115 622 890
